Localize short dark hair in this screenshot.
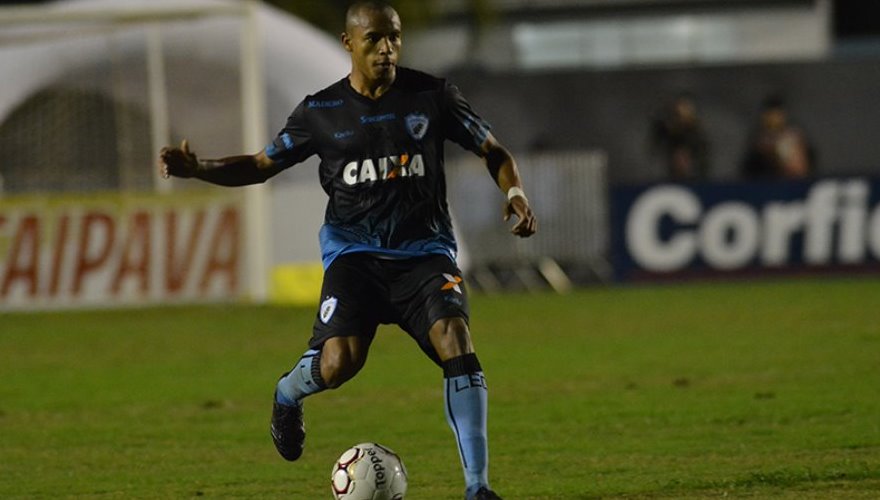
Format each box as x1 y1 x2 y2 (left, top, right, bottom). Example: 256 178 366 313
761 93 785 111
345 1 397 31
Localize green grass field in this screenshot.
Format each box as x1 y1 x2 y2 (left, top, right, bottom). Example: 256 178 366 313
2 278 880 499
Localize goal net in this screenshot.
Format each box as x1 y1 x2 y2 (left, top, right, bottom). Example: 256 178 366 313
0 0 269 310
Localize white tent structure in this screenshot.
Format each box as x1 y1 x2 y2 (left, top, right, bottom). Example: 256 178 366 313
0 0 350 307
0 0 348 141
0 0 350 273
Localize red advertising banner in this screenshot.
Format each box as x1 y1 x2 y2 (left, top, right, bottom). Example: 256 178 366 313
0 192 243 310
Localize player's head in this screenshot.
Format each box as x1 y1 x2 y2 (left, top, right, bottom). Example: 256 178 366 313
760 93 788 130
671 92 697 124
342 1 401 86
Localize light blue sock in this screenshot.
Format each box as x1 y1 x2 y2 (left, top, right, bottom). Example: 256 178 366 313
276 349 326 406
443 354 490 497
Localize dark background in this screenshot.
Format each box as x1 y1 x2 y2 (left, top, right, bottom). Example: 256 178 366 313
451 57 880 184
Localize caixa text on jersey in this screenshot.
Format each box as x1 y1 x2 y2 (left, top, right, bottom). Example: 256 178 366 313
342 153 425 186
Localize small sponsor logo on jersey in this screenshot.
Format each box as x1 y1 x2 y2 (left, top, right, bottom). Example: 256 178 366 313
307 99 344 108
320 296 338 324
405 113 429 140
360 113 396 124
441 273 462 294
334 130 354 140
342 153 425 185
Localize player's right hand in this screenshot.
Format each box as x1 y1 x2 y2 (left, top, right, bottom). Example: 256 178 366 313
159 139 199 179
504 194 537 238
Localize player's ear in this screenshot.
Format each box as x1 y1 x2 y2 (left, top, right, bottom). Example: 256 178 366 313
341 32 353 53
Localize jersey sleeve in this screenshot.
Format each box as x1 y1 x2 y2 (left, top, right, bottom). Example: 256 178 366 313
443 83 492 156
265 100 317 168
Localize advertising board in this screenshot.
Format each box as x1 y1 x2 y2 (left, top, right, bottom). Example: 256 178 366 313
611 177 880 281
0 192 243 310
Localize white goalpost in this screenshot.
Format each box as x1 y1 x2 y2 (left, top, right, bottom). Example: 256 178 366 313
0 0 271 308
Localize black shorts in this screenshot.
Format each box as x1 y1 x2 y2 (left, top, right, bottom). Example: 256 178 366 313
310 253 470 364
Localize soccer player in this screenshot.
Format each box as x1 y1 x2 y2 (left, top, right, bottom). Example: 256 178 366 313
159 2 536 499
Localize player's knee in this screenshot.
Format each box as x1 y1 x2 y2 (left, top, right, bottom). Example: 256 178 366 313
430 317 474 362
320 342 366 389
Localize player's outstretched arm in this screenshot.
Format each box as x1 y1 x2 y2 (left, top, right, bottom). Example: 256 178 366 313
159 140 283 187
481 133 537 238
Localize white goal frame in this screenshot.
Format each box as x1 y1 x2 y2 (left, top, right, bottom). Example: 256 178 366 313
0 0 271 303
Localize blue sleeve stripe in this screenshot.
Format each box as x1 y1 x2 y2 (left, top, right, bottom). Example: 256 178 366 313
266 132 296 161
265 142 278 158
462 116 490 148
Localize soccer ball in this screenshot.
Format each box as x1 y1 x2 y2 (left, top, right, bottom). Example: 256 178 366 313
330 442 408 500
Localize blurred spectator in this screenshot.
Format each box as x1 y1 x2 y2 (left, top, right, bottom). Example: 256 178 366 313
650 92 710 181
741 94 815 179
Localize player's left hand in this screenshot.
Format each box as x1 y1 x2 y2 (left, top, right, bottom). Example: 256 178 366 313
504 195 537 237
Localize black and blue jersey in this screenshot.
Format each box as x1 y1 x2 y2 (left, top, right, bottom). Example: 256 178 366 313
265 67 492 269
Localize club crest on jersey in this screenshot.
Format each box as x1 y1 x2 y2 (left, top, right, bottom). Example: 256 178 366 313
342 153 425 185
405 113 429 141
319 296 338 324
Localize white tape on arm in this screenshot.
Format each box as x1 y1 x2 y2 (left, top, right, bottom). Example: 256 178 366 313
507 186 528 203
